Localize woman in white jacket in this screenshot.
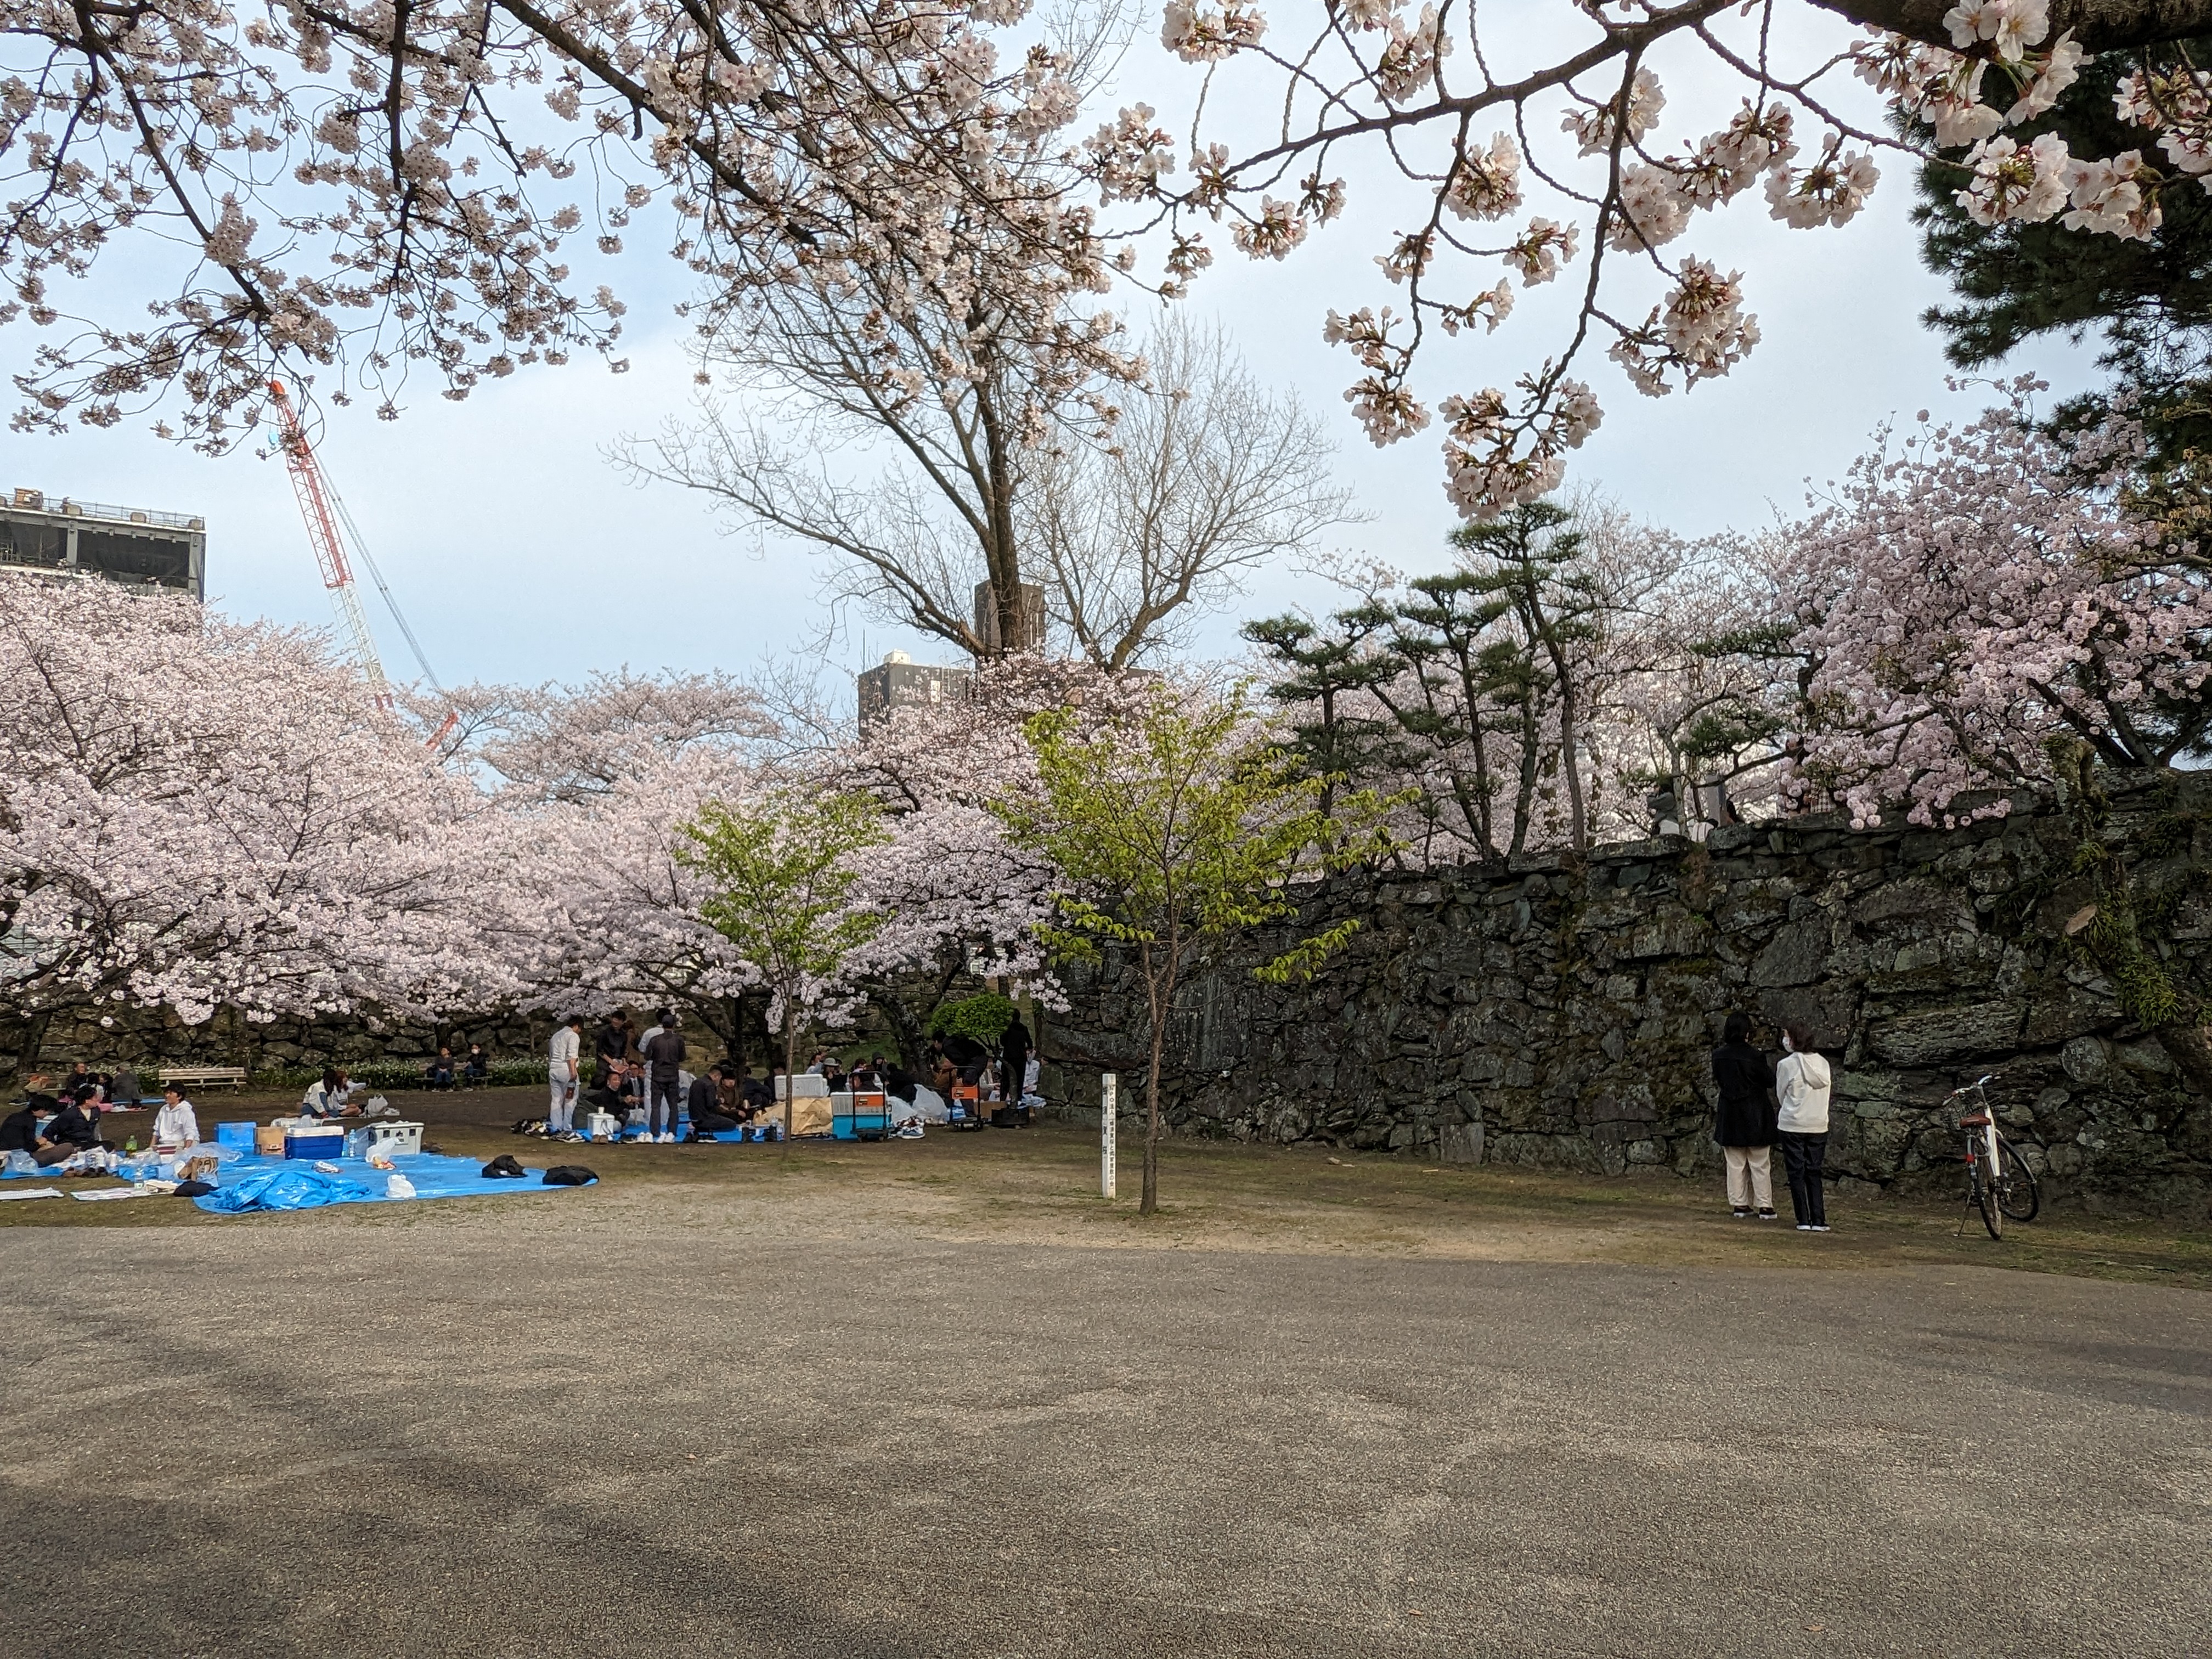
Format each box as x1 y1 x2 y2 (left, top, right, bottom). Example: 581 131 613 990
1775 1023 1833 1233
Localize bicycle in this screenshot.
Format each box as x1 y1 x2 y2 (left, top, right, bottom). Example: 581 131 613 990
1948 1073 2040 1239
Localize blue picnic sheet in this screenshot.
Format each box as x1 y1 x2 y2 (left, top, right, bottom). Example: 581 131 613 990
190 1150 584 1214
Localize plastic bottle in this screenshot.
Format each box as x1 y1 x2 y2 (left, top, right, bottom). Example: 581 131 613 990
125 1135 138 1153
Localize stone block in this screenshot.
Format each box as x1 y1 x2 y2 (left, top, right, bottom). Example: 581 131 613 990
1865 1002 2023 1066
1751 920 1829 987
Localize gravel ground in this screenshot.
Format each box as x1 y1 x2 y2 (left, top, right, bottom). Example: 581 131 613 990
4 1141 2208 1659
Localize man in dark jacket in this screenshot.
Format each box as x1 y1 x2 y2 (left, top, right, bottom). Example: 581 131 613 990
1711 1011 1778 1220
642 1008 685 1143
36 1093 104 1167
687 1065 738 1136
1000 1016 1032 1104
593 1013 631 1088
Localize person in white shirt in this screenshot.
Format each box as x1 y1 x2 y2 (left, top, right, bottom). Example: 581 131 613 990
301 1068 360 1118
151 1087 199 1153
546 1014 584 1136
1775 1023 1834 1233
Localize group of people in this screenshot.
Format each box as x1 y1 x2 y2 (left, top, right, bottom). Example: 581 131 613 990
1711 1014 1834 1232
1 1071 202 1169
421 1045 491 1091
545 1009 783 1143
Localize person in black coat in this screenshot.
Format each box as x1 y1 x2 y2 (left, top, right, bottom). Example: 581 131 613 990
687 1065 738 1136
1712 1011 1778 1220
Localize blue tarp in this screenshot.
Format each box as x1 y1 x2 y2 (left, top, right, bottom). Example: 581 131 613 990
190 1150 582 1214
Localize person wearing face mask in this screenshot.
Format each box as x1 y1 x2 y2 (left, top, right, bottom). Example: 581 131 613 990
1774 1023 1834 1233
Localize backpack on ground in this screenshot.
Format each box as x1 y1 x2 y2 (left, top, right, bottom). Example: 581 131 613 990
541 1164 597 1186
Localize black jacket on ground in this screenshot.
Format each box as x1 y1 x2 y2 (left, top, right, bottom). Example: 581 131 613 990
1711 1042 1777 1147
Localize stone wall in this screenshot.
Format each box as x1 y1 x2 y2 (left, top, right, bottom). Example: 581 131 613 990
33 1003 547 1079
1043 772 2212 1214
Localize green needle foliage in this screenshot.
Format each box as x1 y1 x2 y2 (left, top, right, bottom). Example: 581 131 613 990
1912 40 2212 546
991 685 1395 1214
680 788 888 1136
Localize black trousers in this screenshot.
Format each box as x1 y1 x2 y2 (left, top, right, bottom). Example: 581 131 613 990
692 1111 738 1135
649 1076 681 1134
1779 1131 1829 1226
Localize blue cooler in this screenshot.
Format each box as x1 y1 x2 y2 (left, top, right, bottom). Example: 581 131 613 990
284 1124 346 1161
215 1122 257 1150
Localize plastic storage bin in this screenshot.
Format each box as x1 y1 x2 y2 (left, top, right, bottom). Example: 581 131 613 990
215 1122 257 1150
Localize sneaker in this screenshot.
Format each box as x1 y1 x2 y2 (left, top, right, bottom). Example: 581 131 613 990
658 1132 675 1144
1810 1224 1831 1233
1757 1208 1777 1221
1796 1223 1813 1232
1730 1207 1751 1218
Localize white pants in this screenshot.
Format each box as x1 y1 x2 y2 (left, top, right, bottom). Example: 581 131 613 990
1724 1146 1773 1210
548 1073 579 1133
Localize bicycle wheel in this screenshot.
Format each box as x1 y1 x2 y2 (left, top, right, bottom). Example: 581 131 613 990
1970 1155 2004 1240
1994 1134 2041 1223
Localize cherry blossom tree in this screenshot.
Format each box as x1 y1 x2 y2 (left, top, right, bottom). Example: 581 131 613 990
1087 0 2212 517
0 571 511 1087
1 0 1117 447
682 786 889 1126
1779 381 2212 828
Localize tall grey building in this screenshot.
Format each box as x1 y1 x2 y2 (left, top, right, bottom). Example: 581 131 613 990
0 487 206 599
856 651 973 735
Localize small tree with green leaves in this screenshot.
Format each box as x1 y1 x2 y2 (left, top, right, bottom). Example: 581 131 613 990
992 686 1393 1214
680 789 888 1137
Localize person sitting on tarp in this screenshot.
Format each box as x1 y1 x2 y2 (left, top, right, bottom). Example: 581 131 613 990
579 1059 631 1122
36 1093 104 1167
737 1067 772 1113
301 1068 361 1119
687 1065 739 1137
424 1048 457 1091
2 1077 57 1159
151 1087 200 1153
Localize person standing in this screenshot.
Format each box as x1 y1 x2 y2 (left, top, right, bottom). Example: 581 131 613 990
548 1014 584 1138
1775 1023 1833 1233
642 1008 686 1144
1000 1014 1031 1107
1711 1012 1778 1220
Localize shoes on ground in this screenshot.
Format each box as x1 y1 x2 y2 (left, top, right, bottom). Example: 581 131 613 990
1796 1223 1813 1232
1730 1207 1751 1218
1809 1224 1831 1233
1757 1208 1777 1220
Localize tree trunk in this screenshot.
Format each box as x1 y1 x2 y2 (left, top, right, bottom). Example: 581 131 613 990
1557 684 1588 852
0 1007 54 1095
1140 942 1172 1215
782 1005 798 1144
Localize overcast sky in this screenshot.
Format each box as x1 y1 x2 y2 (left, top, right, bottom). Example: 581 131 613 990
2 10 2102 706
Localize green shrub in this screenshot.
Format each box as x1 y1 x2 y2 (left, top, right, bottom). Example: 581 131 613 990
928 992 1018 1045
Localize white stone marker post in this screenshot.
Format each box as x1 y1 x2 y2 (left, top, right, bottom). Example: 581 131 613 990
1101 1073 1118 1200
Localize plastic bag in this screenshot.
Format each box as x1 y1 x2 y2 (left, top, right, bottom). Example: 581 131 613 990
1 1149 39 1177
386 1172 417 1199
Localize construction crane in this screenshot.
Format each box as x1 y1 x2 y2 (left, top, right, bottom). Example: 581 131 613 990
265 380 459 748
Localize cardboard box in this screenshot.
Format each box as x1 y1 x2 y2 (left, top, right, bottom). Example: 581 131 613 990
254 1125 285 1155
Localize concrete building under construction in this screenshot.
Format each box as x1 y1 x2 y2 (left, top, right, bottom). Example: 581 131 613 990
0 487 206 599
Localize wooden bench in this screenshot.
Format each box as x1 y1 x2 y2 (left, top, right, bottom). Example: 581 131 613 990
155 1065 248 1092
